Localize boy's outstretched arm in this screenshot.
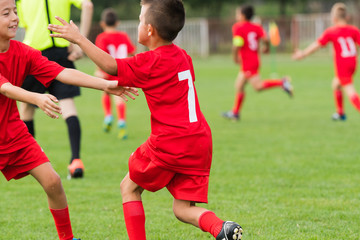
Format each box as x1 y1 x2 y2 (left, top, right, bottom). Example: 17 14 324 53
55 68 138 101
48 17 118 76
0 82 61 119
292 41 321 60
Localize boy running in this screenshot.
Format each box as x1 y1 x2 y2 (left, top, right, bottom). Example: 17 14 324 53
95 8 136 139
223 5 293 121
0 0 136 239
293 2 360 121
48 0 243 239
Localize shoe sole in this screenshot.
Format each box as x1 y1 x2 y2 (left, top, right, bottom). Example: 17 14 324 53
68 168 84 179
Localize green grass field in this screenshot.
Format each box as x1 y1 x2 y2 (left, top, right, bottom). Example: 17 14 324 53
1 53 360 240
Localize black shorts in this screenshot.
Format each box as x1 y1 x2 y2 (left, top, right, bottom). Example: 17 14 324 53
21 47 80 100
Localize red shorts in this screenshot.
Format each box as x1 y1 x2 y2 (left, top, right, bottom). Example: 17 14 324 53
336 63 356 86
128 143 209 203
0 142 49 181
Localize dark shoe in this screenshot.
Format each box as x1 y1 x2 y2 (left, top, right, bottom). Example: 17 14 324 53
216 221 243 240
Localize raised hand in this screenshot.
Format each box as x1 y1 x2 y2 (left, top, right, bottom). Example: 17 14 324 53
48 16 84 44
35 94 62 119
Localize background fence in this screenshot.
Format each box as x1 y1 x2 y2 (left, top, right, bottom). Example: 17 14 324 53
15 13 360 56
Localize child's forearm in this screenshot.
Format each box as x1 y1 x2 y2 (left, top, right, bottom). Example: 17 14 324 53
77 36 118 75
0 82 40 105
56 68 109 90
79 1 93 38
302 41 321 58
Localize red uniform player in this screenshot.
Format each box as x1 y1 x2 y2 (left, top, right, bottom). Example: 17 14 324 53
0 1 135 239
293 2 360 120
95 8 136 138
223 5 293 121
49 0 243 239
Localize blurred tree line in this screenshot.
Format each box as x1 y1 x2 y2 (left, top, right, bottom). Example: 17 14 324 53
73 0 360 21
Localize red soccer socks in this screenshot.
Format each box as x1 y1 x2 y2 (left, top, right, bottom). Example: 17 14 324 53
232 92 245 115
262 80 283 89
123 201 146 240
198 211 224 238
49 207 73 240
102 93 112 116
117 102 127 121
334 90 344 115
350 93 360 112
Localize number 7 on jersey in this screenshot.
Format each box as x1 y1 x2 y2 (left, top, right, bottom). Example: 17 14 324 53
178 70 198 123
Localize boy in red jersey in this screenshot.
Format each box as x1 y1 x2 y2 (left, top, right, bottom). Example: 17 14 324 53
223 5 293 121
0 0 136 239
293 2 360 121
48 0 243 239
95 8 136 138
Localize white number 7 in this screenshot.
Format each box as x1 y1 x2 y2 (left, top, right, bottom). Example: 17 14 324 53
178 70 198 123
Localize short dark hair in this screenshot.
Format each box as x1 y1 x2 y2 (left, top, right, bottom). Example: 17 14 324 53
140 0 185 42
101 8 118 27
241 5 254 20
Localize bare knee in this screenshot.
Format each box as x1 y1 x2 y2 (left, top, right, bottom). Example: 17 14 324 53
42 172 63 196
120 175 143 202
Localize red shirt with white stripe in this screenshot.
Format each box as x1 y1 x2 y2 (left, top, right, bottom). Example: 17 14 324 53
318 25 360 82
95 31 136 80
116 44 212 175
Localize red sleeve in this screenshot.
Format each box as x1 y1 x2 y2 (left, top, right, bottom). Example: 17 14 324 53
232 23 239 37
318 29 331 46
27 48 65 87
0 73 9 88
116 51 157 88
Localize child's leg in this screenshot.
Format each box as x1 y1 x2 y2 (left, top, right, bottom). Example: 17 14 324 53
29 162 74 240
115 96 126 122
332 78 344 115
120 173 146 240
249 74 282 91
232 72 247 115
114 96 128 139
172 199 242 239
102 92 112 117
343 84 360 112
59 99 81 163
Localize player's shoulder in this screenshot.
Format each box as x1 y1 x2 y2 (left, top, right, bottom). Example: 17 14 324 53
9 40 36 54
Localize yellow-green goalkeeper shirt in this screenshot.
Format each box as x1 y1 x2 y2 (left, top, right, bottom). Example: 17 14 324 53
17 0 88 51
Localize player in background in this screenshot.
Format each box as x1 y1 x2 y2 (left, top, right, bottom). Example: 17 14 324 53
95 8 136 139
48 0 243 239
223 5 293 121
16 0 93 179
293 2 360 121
0 0 137 239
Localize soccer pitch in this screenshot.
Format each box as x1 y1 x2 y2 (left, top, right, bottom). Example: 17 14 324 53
1 53 360 239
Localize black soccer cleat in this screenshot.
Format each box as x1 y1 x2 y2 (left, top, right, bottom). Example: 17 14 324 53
216 221 243 240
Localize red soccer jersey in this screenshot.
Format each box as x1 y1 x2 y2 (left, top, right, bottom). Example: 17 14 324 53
0 40 65 154
95 31 136 80
116 44 212 175
318 25 360 82
232 21 266 73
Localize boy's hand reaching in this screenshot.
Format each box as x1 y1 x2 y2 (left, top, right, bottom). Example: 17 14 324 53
48 16 83 44
34 94 62 119
292 49 304 60
105 81 139 102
